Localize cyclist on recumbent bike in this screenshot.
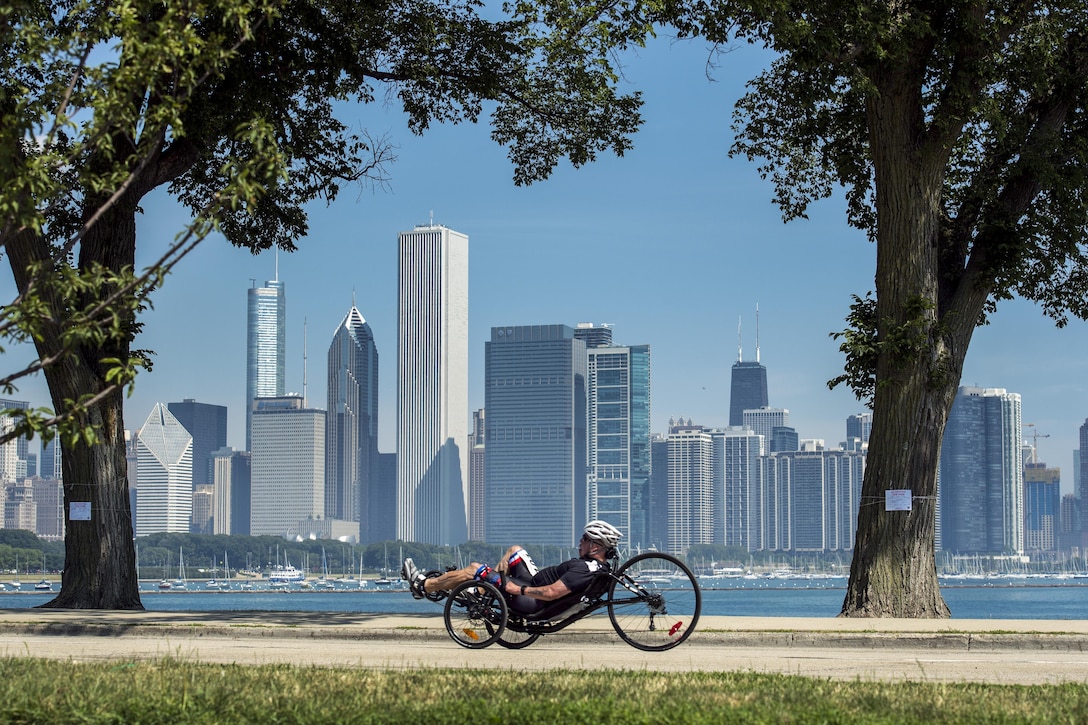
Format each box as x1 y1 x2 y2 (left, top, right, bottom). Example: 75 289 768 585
401 520 622 616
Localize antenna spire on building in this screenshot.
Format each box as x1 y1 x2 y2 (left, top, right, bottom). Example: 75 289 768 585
737 316 743 362
302 316 308 406
755 303 761 364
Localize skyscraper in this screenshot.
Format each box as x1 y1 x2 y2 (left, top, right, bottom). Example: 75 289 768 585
249 395 325 537
729 362 768 427
587 343 651 547
325 302 379 541
211 446 250 535
759 448 864 552
396 224 469 546
717 427 763 550
168 399 227 487
1079 419 1088 544
246 277 286 449
485 324 587 547
665 421 715 554
846 413 873 444
135 403 193 536
648 435 670 550
940 386 1024 554
742 407 789 451
573 322 614 349
728 314 768 427
0 399 30 482
40 438 62 480
467 409 487 542
1024 461 1060 552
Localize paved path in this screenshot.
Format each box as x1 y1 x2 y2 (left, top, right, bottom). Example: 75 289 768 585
0 609 1086 684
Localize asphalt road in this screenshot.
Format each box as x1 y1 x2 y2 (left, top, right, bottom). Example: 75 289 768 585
0 610 1085 685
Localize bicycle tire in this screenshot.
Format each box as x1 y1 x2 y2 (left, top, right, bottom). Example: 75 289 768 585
443 580 507 649
607 552 701 651
492 622 541 649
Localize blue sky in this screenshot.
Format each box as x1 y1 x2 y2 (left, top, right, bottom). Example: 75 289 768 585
5 34 1087 493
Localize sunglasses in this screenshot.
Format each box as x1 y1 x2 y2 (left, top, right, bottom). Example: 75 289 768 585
581 534 597 545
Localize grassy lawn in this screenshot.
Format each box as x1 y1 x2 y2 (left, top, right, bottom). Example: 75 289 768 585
0 658 1084 723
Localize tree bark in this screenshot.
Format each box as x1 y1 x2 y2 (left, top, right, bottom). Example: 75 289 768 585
7 196 144 610
841 65 962 618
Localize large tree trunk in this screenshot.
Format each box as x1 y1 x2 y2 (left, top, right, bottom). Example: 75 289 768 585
840 372 956 617
7 196 144 610
47 390 142 609
841 66 965 617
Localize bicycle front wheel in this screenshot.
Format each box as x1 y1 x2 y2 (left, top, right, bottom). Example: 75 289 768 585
607 552 701 651
443 580 507 649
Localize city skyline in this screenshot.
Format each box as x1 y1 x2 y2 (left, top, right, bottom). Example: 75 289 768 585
2 36 1087 493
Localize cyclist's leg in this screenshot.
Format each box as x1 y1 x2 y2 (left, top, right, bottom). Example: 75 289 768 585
422 563 479 596
502 549 544 615
502 547 539 578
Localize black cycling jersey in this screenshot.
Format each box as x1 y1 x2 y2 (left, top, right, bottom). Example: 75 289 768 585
504 555 610 615
529 556 609 594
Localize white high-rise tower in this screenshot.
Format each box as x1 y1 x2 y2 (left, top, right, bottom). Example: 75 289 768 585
246 276 286 449
396 223 469 545
135 403 193 536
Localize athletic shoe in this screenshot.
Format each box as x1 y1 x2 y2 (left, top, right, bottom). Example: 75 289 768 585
401 557 426 600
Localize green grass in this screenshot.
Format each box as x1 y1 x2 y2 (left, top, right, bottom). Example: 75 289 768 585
0 658 1084 723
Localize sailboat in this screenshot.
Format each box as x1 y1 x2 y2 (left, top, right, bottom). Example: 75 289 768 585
10 555 22 590
206 552 230 590
172 547 187 590
374 543 393 586
34 554 51 590
316 547 335 590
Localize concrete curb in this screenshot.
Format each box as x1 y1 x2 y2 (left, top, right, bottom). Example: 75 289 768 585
4 616 1088 651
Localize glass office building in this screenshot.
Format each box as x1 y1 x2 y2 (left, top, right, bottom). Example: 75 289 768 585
939 386 1024 554
168 399 227 488
326 303 379 540
485 324 587 547
246 278 286 449
728 361 768 427
587 344 651 549
249 395 325 537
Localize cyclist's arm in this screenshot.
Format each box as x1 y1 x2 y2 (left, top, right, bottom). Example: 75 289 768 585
516 579 571 601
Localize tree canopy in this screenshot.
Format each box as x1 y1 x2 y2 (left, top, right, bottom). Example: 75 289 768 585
0 0 652 608
652 0 1088 615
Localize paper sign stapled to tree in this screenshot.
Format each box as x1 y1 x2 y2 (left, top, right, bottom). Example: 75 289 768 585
885 490 912 511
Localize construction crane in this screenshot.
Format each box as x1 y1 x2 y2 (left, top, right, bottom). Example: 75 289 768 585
1023 423 1050 464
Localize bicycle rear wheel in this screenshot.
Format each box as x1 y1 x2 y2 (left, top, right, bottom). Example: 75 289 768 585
443 580 507 649
607 552 701 651
491 621 541 649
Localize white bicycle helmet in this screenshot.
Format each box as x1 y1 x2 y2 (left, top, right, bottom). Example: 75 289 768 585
583 520 622 547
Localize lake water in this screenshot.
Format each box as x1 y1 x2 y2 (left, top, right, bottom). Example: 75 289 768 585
1 577 1085 619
